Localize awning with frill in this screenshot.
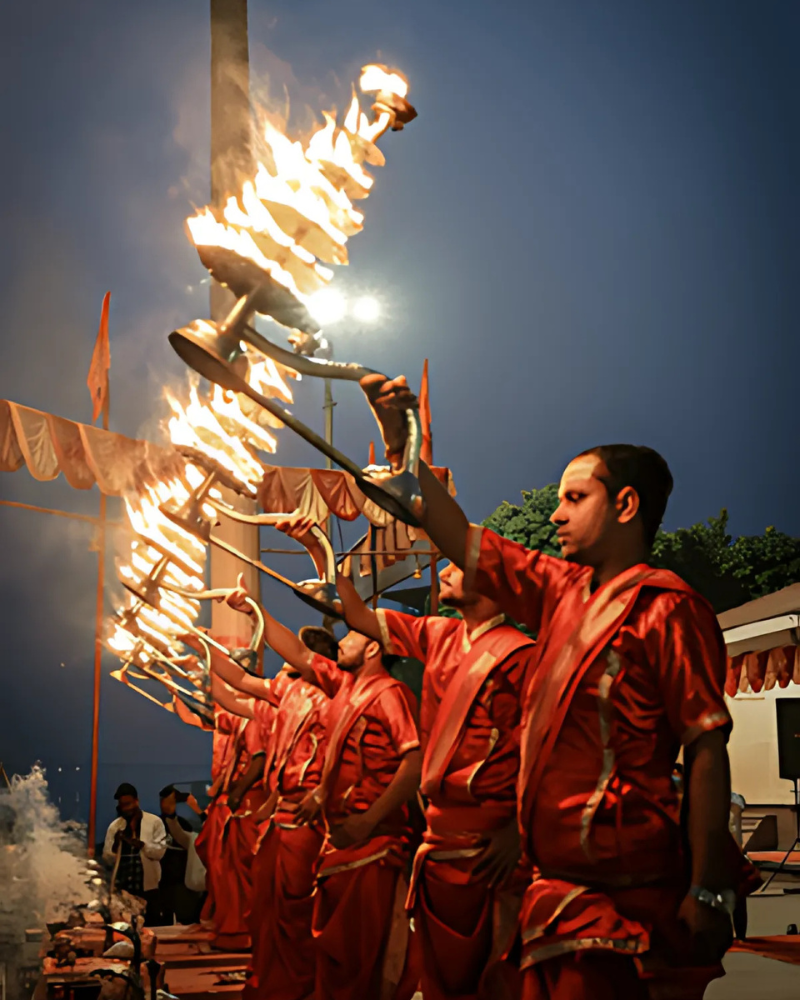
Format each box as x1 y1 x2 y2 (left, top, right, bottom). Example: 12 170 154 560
0 398 185 495
719 583 800 696
257 464 453 577
1 397 452 578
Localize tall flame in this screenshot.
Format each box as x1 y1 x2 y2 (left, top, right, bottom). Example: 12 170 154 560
185 65 410 317
108 353 295 677
110 64 411 701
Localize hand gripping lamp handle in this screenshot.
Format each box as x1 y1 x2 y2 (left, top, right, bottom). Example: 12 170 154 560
169 305 424 526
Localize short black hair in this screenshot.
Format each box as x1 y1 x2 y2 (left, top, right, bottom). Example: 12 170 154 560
299 625 339 661
577 444 673 549
159 784 177 799
114 782 138 800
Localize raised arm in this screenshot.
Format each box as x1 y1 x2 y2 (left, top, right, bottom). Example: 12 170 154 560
225 574 317 681
164 814 192 851
357 373 470 566
208 646 273 701
418 461 470 569
358 375 572 632
211 674 255 720
335 572 382 641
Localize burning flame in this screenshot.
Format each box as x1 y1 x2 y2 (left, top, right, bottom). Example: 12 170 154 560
109 354 296 682
110 63 411 705
359 64 409 99
186 64 410 322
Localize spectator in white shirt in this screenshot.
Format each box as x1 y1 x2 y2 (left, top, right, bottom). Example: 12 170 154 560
102 782 167 925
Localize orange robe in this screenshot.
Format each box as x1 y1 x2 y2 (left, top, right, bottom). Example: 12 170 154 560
244 670 329 1000
464 525 759 1000
195 711 268 950
378 609 535 1000
196 708 242 927
309 654 421 1000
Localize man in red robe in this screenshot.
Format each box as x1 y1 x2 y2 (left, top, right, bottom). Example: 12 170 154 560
359 376 757 998
207 617 334 1000
231 584 423 1000
405 440 758 999
336 563 534 1000
193 707 242 928
194 694 269 951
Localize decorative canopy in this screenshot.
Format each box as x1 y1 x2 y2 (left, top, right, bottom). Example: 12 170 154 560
1 397 451 572
0 399 184 496
718 582 800 696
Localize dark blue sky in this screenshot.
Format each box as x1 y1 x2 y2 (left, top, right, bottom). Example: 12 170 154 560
0 1 797 833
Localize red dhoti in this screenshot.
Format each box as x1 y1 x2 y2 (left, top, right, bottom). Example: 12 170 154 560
307 656 423 1000
313 838 419 1000
518 878 732 1000
195 787 266 950
409 806 526 1000
199 710 267 948
244 813 323 1000
464 525 762 998
376 609 534 1000
194 796 227 925
522 953 648 1000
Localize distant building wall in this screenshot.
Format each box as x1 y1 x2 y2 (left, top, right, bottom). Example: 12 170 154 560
727 688 800 805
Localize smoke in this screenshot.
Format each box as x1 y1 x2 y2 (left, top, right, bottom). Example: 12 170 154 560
0 766 93 930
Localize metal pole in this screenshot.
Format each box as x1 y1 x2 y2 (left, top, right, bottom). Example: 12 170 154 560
87 397 109 856
209 0 261 647
0 499 103 525
323 378 334 471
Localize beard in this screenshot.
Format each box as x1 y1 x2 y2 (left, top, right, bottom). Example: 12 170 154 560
338 651 365 673
439 594 466 609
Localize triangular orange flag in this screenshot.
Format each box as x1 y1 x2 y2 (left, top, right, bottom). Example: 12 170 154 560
87 292 111 425
419 358 433 464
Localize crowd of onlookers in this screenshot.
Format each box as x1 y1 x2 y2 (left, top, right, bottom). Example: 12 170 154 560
101 781 207 926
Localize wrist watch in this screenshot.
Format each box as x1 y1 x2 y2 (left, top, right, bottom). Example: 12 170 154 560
689 885 737 916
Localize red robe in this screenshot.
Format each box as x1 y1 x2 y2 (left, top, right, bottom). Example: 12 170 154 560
464 525 758 1000
309 654 421 1000
195 710 268 951
196 708 242 927
243 669 329 1000
378 608 535 1000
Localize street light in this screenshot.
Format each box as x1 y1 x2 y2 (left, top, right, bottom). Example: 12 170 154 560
309 288 347 326
307 289 382 327
352 295 381 323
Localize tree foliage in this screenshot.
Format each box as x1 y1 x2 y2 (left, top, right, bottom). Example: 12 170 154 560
482 486 800 614
483 484 562 557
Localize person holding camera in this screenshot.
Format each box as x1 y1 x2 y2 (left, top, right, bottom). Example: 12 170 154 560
157 784 206 926
102 782 167 926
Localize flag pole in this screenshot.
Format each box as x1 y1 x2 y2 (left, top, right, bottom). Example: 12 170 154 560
88 419 107 856
87 293 111 856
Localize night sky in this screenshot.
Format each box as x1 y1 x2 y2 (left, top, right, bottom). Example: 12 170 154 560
0 1 797 836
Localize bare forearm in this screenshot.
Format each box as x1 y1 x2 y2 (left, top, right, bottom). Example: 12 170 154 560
364 750 421 827
419 462 469 569
164 815 192 850
686 730 732 891
336 573 382 641
262 608 315 674
210 650 270 700
211 675 255 719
